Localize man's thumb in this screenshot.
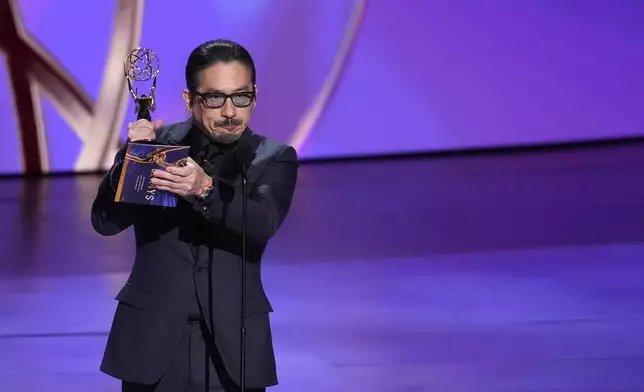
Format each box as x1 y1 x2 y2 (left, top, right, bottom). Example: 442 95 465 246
153 119 164 130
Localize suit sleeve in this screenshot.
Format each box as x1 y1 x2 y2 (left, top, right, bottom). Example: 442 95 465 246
90 145 137 236
190 146 299 249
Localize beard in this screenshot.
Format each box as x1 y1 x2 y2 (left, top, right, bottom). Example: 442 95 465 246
192 117 245 144
209 130 243 144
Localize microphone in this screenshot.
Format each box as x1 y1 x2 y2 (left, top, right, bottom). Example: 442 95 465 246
234 140 254 392
233 141 254 173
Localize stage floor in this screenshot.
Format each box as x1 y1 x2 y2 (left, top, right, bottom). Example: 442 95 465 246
2 142 644 391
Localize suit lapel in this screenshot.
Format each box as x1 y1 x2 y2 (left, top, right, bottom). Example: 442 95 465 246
158 119 193 146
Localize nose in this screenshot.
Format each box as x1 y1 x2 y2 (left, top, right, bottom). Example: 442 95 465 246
220 97 236 118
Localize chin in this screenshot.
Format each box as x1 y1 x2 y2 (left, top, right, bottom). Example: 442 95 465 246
209 129 243 144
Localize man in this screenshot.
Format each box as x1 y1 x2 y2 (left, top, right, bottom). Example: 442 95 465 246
91 39 299 391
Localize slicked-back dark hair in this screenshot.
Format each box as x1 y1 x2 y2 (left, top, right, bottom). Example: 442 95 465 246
185 39 256 99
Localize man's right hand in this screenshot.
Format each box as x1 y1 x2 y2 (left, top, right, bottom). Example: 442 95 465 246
127 119 163 142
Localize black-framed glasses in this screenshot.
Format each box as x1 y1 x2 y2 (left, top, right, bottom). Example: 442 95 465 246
194 90 255 109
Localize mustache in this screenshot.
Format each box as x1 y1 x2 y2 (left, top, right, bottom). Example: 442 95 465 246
216 118 243 127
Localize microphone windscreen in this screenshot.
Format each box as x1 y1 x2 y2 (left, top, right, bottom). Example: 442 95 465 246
233 141 254 170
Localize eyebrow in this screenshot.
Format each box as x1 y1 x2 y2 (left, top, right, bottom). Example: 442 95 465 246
203 86 253 94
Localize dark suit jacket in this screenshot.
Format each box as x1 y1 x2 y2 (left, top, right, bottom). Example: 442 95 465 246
90 120 299 388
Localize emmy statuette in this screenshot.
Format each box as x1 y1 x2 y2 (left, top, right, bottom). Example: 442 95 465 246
124 48 160 143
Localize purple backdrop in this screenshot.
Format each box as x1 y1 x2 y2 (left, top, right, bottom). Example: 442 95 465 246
1 0 643 174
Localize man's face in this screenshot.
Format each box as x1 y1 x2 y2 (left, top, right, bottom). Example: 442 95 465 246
183 61 256 144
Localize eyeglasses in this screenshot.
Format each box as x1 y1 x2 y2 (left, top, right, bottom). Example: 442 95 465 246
194 90 255 109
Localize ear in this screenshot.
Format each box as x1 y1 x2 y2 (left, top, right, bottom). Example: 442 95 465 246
182 89 192 112
253 84 258 108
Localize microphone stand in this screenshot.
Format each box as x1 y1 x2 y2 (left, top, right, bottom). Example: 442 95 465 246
234 141 254 391
240 167 248 392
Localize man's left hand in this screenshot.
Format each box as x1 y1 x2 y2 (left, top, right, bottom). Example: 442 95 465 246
151 157 212 198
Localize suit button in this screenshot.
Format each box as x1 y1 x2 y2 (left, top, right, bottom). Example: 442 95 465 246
195 266 204 272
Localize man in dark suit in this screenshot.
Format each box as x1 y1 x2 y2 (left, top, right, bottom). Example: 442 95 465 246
91 39 299 391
